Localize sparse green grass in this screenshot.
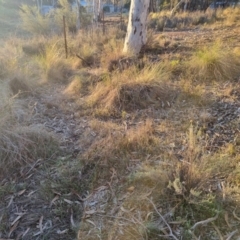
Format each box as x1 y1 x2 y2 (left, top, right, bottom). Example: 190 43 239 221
188 42 240 81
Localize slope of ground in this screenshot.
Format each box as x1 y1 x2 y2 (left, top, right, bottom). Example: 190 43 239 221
0 5 240 240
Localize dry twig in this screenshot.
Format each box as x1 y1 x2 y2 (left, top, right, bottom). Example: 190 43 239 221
191 213 219 231
147 198 179 240
233 209 240 221
226 230 238 240
212 223 224 240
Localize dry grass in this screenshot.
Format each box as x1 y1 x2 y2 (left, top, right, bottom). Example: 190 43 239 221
19 4 53 35
64 70 97 96
34 40 73 83
99 37 126 70
0 125 58 176
69 27 126 70
148 10 217 31
84 119 159 164
0 81 58 178
1 5 240 240
148 8 240 31
85 62 174 116
218 7 240 26
0 38 23 78
78 121 240 239
188 42 240 81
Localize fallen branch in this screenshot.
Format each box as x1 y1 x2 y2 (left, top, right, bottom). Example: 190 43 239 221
233 208 240 221
212 223 223 240
191 213 219 231
226 230 238 240
147 198 179 240
76 54 93 68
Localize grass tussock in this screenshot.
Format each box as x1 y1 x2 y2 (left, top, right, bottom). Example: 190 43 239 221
8 75 32 97
0 38 23 78
35 41 73 82
86 63 174 115
218 7 240 26
99 38 126 70
0 125 59 176
188 42 240 81
0 79 58 177
64 70 97 96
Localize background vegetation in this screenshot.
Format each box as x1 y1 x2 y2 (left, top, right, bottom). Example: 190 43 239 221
0 0 240 239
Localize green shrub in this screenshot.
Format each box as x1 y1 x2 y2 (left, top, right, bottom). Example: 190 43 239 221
19 4 53 35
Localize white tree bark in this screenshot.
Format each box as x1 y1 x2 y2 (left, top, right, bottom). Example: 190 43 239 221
97 0 102 21
123 0 150 55
183 0 188 11
92 0 96 22
76 0 81 30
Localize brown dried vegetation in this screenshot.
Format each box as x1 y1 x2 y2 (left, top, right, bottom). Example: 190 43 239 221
1 2 240 239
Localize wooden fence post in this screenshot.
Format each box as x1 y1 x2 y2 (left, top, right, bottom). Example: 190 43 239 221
102 10 105 34
63 15 68 59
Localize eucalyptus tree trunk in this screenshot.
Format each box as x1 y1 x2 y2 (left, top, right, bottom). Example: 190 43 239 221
123 0 150 55
92 0 97 22
183 0 188 11
76 0 81 30
97 0 102 21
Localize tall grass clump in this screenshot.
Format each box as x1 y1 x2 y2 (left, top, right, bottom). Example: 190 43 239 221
35 40 72 82
64 70 97 96
189 42 240 81
0 37 39 83
0 82 59 177
219 7 240 26
19 4 53 35
100 37 125 70
0 125 59 176
86 62 174 115
0 38 23 78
